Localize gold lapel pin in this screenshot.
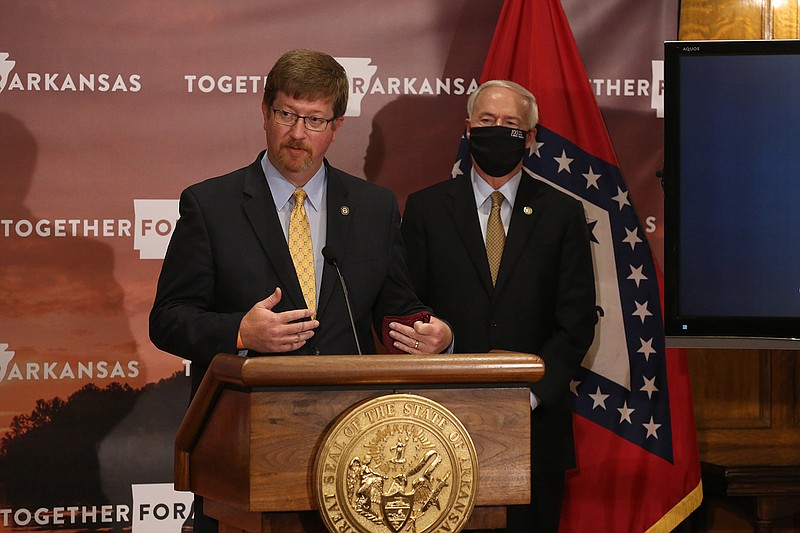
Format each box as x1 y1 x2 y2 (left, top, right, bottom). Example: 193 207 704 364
340 206 350 216
523 206 533 215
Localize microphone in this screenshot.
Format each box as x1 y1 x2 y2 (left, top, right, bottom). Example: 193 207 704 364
322 246 362 355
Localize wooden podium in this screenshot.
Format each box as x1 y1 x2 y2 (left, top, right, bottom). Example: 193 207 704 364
174 352 544 533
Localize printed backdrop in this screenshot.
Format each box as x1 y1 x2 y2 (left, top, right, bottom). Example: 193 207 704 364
0 1 675 531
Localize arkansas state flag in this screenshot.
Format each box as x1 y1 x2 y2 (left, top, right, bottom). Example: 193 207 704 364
452 0 702 530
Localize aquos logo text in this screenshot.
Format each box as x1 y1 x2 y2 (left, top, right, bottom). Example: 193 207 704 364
0 52 141 93
0 343 139 383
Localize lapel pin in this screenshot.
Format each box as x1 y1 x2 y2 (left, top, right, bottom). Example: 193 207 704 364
523 206 533 215
340 206 350 216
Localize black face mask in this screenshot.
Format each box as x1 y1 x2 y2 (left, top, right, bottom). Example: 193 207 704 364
468 125 528 178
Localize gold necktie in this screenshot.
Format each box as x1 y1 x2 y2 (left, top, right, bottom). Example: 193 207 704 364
289 189 316 316
486 191 505 286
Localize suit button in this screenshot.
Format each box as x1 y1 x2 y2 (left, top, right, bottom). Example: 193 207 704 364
489 321 498 328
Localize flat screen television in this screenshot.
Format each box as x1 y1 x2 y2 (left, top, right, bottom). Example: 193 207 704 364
664 39 800 349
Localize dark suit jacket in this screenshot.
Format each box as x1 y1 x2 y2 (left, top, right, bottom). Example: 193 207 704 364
150 152 429 394
401 173 596 472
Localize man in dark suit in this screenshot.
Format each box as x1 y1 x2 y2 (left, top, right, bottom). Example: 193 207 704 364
401 80 596 533
149 49 452 533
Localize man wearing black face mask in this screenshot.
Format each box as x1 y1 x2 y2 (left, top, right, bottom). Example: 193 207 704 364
401 80 596 533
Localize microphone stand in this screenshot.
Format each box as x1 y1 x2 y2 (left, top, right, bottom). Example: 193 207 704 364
323 247 362 355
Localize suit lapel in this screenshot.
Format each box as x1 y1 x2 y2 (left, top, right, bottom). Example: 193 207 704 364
241 154 306 310
444 176 495 295
316 165 352 318
494 172 544 292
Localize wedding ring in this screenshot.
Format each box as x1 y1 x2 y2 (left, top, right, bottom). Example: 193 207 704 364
414 340 419 349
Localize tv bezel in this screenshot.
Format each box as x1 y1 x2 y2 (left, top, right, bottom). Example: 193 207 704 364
663 39 800 350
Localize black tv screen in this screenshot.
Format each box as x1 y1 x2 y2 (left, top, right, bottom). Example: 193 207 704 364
664 39 800 349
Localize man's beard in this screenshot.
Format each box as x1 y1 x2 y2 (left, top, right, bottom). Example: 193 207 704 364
276 140 313 174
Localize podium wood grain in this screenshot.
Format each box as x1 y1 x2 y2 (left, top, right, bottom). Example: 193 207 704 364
175 353 543 531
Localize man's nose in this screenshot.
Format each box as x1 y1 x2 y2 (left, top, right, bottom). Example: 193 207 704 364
289 119 307 137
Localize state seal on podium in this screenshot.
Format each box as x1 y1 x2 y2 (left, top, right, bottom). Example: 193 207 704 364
314 393 479 533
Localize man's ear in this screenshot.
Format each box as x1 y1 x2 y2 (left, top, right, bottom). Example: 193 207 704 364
261 101 270 129
525 127 537 149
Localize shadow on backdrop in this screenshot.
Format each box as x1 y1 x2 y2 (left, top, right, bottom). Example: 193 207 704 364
0 113 186 524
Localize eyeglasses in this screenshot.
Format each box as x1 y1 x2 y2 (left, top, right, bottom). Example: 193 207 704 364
271 108 336 132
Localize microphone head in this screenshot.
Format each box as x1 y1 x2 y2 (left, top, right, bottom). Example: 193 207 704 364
322 246 338 266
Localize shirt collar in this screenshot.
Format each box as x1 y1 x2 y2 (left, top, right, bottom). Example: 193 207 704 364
470 167 522 209
261 152 326 212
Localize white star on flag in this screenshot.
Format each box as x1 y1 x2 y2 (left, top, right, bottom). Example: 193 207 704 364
451 160 463 178
529 140 544 158
641 376 659 399
583 166 601 189
627 264 647 287
554 149 573 173
618 401 635 424
644 416 662 439
622 227 642 250
611 186 630 210
589 386 609 409
638 338 656 361
633 300 653 323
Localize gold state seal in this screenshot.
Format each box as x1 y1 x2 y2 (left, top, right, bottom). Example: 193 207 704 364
314 394 479 533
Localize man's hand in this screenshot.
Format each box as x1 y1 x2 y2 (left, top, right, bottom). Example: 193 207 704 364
238 287 319 353
388 316 452 354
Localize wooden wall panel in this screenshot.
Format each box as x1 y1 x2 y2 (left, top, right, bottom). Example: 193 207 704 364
795 356 800 429
679 0 765 40
692 352 800 465
773 1 800 38
688 349 769 429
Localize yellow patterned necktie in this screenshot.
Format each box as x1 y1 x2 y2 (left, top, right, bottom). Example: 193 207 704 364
486 191 505 286
289 189 316 317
